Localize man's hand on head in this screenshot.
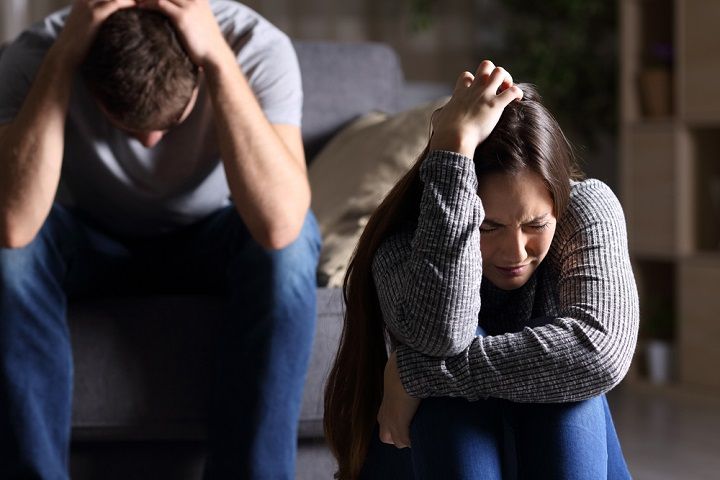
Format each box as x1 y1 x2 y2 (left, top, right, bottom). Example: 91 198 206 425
53 0 137 67
137 0 234 72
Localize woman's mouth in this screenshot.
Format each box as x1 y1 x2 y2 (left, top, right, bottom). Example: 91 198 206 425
496 264 529 277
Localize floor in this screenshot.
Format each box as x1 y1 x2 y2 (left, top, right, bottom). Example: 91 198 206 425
299 380 720 480
70 381 720 479
298 380 720 479
608 381 720 480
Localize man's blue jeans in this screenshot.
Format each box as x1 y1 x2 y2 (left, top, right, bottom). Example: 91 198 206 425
0 203 321 479
361 394 631 479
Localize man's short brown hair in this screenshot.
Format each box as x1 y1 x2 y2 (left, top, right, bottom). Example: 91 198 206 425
81 9 199 131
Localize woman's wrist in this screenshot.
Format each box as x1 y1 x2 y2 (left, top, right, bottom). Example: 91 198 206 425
429 131 477 159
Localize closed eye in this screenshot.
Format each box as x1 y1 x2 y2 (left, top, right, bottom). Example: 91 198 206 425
480 224 501 233
527 223 551 231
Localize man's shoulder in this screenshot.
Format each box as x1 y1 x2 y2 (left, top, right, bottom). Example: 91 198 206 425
211 0 292 49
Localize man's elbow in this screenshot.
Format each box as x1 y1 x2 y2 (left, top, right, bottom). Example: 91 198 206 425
256 221 304 251
0 222 37 249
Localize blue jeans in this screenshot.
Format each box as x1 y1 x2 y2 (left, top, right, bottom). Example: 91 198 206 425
361 395 631 479
0 204 321 479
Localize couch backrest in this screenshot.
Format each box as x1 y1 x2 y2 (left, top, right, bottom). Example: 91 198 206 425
293 40 403 161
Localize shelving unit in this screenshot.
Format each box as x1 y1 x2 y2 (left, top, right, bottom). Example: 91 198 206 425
620 0 720 394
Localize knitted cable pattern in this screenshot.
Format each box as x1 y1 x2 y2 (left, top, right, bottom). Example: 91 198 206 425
371 150 639 403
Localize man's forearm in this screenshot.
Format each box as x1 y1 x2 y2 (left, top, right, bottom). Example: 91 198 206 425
0 47 74 248
203 49 311 250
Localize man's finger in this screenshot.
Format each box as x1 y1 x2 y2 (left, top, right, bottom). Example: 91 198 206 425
136 0 183 17
93 0 137 21
140 0 188 8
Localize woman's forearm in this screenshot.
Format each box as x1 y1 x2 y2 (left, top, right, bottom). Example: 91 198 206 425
395 181 639 403
372 149 484 357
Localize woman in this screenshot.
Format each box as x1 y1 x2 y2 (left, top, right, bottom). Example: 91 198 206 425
324 61 639 479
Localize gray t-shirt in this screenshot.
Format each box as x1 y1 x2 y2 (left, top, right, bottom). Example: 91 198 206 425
0 0 303 236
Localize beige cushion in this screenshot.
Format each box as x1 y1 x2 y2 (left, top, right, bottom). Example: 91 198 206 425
309 97 449 287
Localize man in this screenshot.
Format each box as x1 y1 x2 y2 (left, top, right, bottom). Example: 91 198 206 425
0 0 320 478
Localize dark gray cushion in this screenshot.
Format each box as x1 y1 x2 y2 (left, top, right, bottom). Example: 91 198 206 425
294 41 403 161
71 288 344 441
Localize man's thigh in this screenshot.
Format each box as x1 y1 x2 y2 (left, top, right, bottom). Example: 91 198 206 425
133 205 321 296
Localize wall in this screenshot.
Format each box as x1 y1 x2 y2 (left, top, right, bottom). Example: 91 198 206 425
0 0 617 186
0 0 68 43
243 0 504 84
0 0 498 83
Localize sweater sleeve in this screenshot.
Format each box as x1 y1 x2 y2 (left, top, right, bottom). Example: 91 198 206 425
395 180 640 403
371 150 483 357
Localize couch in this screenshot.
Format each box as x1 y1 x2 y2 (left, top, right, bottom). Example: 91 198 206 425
0 40 450 479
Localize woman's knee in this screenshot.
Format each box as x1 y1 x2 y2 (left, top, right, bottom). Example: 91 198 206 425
509 396 608 479
410 397 504 479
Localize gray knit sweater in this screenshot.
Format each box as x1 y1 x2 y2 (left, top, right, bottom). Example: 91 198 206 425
371 150 639 403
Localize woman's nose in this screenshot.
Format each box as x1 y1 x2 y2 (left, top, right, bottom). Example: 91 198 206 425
501 229 528 263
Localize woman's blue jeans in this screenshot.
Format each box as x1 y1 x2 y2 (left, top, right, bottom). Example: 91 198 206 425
0 203 321 479
361 391 631 479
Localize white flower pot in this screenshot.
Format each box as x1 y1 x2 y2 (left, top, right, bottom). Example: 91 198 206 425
646 339 674 385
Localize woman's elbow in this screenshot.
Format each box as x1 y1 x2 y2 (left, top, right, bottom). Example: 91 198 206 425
584 352 632 397
404 328 475 357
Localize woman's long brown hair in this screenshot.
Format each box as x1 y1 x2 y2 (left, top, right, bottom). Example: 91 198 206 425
323 84 583 479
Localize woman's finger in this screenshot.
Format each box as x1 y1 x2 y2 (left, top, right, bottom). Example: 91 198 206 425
487 66 512 94
498 72 514 93
475 59 495 81
378 427 395 445
396 430 412 449
454 71 474 92
497 84 524 105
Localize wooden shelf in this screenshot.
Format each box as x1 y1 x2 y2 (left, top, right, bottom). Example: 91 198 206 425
622 125 693 257
620 0 720 390
678 256 720 392
689 129 720 251
678 0 720 122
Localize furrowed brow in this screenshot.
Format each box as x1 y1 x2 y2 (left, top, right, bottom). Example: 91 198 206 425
523 213 551 224
482 219 505 227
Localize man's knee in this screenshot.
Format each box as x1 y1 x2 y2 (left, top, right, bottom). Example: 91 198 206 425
268 210 321 275
1 232 53 292
236 210 321 290
0 204 73 289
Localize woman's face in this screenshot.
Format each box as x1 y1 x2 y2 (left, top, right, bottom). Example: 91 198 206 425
478 169 557 290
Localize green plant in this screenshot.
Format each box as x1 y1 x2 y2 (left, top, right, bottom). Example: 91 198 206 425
405 0 617 147
491 0 617 147
409 0 435 32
